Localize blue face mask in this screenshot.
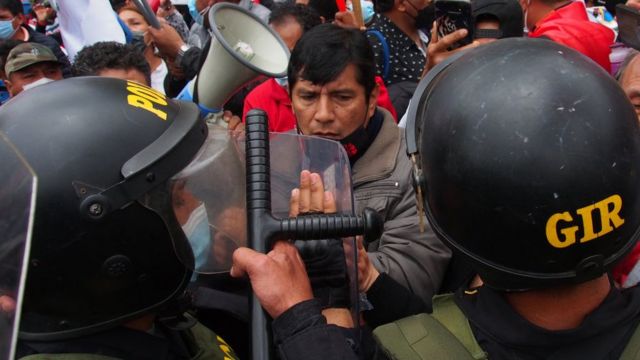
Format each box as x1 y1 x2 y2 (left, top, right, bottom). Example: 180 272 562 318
188 0 210 26
181 203 212 274
361 1 375 24
0 18 17 40
347 0 375 24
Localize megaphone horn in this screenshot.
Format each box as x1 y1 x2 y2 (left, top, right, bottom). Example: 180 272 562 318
191 3 290 114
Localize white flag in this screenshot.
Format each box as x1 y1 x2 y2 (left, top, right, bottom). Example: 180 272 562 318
53 0 126 61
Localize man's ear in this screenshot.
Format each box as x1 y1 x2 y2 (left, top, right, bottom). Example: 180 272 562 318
366 83 380 120
397 0 408 12
518 0 528 11
4 78 14 97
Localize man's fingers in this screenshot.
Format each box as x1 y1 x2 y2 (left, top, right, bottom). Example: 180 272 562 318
271 241 306 272
230 247 261 278
298 170 312 213
295 171 329 214
430 21 438 43
309 173 325 212
272 240 299 257
228 115 242 130
433 28 469 52
222 111 242 130
289 188 300 217
323 191 337 213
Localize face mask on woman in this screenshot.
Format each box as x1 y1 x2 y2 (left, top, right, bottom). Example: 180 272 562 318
188 0 211 26
0 17 17 40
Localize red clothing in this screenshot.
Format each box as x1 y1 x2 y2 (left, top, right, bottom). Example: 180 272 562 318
243 76 398 133
243 78 295 132
613 243 640 286
529 1 614 72
375 76 398 121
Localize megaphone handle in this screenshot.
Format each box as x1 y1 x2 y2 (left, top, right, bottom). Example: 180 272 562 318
278 208 383 244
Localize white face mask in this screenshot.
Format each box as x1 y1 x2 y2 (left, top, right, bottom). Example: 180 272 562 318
22 77 56 91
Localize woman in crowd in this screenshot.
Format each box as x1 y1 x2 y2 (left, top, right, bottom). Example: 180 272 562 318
117 4 168 93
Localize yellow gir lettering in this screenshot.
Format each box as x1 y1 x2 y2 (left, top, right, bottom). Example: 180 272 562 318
546 212 579 248
595 194 624 236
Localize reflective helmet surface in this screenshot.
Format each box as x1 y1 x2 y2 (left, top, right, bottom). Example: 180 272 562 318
0 77 206 339
413 38 640 290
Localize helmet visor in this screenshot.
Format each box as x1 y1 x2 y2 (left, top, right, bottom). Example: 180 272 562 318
0 133 36 359
150 126 356 275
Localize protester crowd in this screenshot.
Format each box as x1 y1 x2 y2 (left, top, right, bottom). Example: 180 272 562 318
2 0 640 358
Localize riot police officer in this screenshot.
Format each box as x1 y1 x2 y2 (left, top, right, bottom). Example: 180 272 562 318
234 38 640 360
0 77 240 359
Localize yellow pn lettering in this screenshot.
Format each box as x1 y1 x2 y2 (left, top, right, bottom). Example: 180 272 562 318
216 336 236 359
545 194 624 249
126 81 167 120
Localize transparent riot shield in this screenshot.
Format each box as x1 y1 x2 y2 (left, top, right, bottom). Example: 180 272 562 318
0 132 36 360
144 115 383 359
160 125 359 312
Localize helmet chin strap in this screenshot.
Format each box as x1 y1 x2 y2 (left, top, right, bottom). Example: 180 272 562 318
404 51 468 233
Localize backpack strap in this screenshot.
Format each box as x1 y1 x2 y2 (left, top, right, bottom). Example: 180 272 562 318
366 29 390 81
372 313 475 360
372 293 488 360
620 322 640 360
431 293 487 360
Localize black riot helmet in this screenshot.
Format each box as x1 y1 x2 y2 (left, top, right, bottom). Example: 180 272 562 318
406 38 640 291
0 77 207 340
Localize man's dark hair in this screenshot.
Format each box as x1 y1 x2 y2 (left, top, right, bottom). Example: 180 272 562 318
288 24 376 98
269 2 322 33
616 49 640 81
109 0 127 12
0 0 22 15
72 42 151 85
373 0 394 13
306 0 338 21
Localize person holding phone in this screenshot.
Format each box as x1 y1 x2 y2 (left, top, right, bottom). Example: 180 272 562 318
365 0 433 116
424 0 522 73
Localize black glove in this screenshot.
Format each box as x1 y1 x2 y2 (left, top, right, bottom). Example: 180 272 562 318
294 238 351 309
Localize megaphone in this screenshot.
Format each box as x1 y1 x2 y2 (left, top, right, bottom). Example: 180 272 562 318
178 3 290 117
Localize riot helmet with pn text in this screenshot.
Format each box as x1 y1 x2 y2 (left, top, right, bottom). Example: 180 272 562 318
0 77 213 340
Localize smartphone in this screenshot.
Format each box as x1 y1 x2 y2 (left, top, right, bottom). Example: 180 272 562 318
435 0 474 49
617 4 640 51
